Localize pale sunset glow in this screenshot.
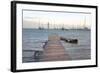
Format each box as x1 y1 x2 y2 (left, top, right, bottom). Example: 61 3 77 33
23 10 91 29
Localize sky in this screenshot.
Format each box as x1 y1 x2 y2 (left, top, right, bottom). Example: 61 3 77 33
23 10 92 29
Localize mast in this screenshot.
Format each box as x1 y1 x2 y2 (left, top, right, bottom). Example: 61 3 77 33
84 16 87 29
47 22 50 35
48 22 50 29
38 18 41 29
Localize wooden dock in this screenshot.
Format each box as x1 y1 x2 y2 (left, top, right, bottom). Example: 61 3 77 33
40 34 70 61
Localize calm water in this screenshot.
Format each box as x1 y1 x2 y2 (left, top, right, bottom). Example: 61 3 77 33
22 29 91 63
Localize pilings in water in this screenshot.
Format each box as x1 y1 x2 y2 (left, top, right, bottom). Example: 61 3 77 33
60 37 78 44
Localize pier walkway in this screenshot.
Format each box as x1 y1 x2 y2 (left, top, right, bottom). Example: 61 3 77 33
40 34 70 61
